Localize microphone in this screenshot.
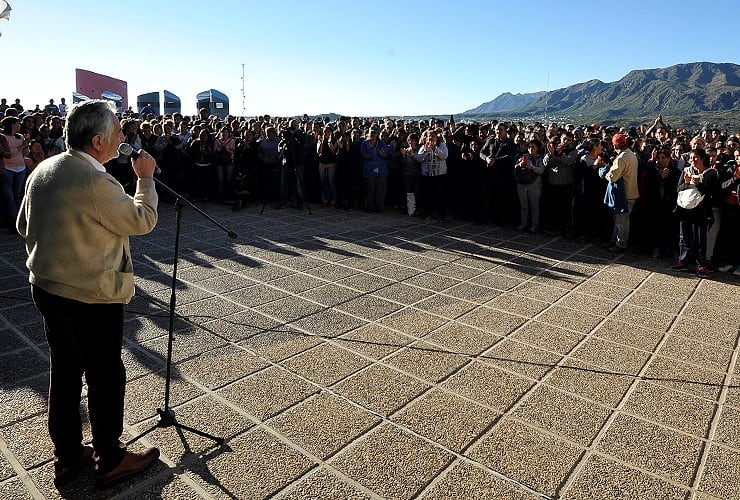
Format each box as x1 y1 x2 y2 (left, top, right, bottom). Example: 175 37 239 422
118 143 161 174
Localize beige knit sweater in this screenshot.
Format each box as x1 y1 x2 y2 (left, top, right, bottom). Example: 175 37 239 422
17 150 158 304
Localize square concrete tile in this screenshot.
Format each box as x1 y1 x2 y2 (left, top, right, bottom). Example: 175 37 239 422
0 413 51 468
423 322 503 356
609 303 675 332
571 338 652 375
596 412 703 485
431 262 485 280
307 263 358 281
513 385 612 445
336 322 410 356
333 365 430 416
222 283 290 307
0 452 14 482
590 318 664 351
204 309 283 342
282 467 372 499
537 305 604 334
141 329 225 365
385 342 469 383
511 281 570 303
643 355 725 401
188 428 314 499
562 453 689 499
509 321 585 354
217 366 318 420
377 308 448 337
571 280 632 302
442 361 533 411
670 317 739 349
175 295 243 320
683 298 740 327
178 344 270 389
282 342 370 386
196 273 256 294
239 326 323 362
370 263 423 281
727 375 740 409
334 294 403 321
546 360 633 407
714 405 740 448
125 371 204 424
592 269 647 288
290 308 367 338
468 418 584 497
530 273 581 291
457 306 526 333
658 334 734 373
330 423 454 498
622 381 716 438
421 459 539 499
443 282 502 303
395 389 499 452
270 392 380 459
144 396 255 459
485 294 550 317
557 291 619 317
413 293 478 319
0 376 47 428
626 290 685 315
300 283 360 307
469 271 524 291
483 339 563 380
698 444 740 499
0 478 31 500
0 347 48 387
254 296 326 323
270 273 327 293
403 273 461 292
337 274 395 293
336 256 387 272
372 282 435 305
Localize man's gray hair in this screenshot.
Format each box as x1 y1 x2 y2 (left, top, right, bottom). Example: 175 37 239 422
64 100 117 150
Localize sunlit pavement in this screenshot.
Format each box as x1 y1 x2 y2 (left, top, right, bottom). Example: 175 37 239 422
1 201 738 499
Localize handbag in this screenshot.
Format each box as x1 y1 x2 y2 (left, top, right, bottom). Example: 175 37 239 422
676 186 704 209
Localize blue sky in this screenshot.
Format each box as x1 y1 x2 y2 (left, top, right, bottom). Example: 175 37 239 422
2 0 738 117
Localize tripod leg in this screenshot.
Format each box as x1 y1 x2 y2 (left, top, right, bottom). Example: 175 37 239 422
172 421 225 445
126 423 159 445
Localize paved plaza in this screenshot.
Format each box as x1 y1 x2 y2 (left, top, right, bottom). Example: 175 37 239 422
1 202 739 499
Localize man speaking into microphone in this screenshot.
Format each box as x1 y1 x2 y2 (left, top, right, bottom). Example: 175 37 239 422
16 100 160 489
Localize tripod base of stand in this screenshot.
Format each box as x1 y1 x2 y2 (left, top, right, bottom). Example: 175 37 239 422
127 408 224 446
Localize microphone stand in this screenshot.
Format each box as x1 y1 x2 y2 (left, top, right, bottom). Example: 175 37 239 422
128 176 235 446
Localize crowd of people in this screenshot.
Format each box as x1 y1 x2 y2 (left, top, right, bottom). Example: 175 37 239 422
2 99 739 278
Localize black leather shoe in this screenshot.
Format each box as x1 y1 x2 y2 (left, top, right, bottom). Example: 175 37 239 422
95 447 160 489
54 445 95 488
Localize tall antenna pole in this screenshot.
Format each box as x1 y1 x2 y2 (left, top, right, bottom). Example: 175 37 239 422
241 63 246 116
544 72 549 124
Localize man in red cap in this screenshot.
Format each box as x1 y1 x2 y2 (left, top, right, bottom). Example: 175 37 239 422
604 133 638 252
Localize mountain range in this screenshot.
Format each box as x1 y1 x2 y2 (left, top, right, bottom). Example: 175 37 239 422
460 62 740 130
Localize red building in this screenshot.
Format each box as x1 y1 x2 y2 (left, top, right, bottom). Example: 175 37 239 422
75 68 128 112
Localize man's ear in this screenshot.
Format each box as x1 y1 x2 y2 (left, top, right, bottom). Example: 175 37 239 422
91 134 104 152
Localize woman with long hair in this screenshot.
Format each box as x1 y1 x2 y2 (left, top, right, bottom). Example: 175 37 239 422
670 147 720 278
1 116 28 228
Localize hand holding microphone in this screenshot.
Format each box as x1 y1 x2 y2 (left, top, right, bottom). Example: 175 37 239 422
118 143 158 179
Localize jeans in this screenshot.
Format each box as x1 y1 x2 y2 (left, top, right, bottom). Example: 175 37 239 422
1 169 26 226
